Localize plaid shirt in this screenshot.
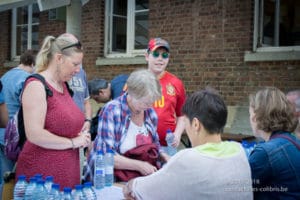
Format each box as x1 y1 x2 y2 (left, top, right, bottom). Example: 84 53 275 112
83 93 161 181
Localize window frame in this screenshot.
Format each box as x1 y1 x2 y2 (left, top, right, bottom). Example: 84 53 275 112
104 0 149 58
245 0 300 61
11 4 39 61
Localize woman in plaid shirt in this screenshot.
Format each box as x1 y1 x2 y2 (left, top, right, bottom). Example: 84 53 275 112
84 69 169 182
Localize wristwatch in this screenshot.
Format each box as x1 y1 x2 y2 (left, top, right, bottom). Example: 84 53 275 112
84 118 92 123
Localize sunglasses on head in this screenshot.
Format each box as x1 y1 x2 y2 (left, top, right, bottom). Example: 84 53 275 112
150 51 169 59
61 41 82 51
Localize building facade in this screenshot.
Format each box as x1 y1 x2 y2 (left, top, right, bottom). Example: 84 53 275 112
0 0 299 134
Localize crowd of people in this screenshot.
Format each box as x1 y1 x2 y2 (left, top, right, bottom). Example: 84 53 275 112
0 34 299 199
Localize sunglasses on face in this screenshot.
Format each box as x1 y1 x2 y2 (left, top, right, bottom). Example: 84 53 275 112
61 41 82 51
150 51 169 59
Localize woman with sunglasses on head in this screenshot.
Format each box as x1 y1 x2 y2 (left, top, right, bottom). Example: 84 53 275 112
16 33 91 189
145 38 186 156
84 69 169 182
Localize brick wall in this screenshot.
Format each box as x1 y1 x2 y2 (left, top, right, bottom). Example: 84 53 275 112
0 11 11 75
82 0 300 106
0 0 299 107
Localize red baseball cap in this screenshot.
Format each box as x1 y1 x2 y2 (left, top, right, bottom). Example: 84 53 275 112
147 38 170 52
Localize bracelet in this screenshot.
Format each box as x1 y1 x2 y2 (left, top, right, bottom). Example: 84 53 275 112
84 118 92 123
70 138 75 150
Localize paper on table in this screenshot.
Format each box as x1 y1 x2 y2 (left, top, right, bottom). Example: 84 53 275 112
96 185 125 200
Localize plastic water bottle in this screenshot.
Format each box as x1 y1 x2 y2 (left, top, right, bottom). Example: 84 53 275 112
72 184 85 200
34 173 43 180
14 175 28 200
105 147 114 186
165 129 177 156
47 183 60 200
32 179 47 199
44 175 54 194
83 182 97 200
94 150 105 190
24 176 37 200
61 187 72 200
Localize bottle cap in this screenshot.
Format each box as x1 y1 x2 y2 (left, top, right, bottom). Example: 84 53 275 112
52 183 60 190
18 175 26 180
97 150 104 155
63 187 72 193
84 182 92 187
75 184 83 190
166 128 172 133
45 176 54 181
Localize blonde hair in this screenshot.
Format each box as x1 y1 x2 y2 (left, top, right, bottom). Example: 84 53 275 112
35 33 83 72
249 86 298 133
127 69 161 102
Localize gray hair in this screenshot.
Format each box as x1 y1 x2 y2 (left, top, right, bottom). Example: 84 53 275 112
127 69 161 102
88 78 109 95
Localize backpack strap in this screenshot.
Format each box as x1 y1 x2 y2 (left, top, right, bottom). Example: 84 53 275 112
270 134 300 150
65 82 73 97
26 74 73 97
27 74 53 97
18 74 53 147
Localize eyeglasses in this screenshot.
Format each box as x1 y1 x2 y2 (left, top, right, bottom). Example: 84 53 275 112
150 51 169 59
61 41 82 51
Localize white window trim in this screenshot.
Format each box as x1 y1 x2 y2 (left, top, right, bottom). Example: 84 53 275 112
244 0 300 62
11 4 39 61
102 0 147 59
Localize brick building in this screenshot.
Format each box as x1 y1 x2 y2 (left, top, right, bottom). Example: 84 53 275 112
0 0 299 135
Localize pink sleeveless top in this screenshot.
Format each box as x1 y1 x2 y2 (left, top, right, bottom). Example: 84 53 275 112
16 78 85 189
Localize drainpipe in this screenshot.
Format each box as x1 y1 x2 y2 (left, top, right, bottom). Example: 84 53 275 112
66 0 82 39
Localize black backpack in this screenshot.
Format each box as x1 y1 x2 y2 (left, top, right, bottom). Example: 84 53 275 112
4 74 73 161
90 107 102 141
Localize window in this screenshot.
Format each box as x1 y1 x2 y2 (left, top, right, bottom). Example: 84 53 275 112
246 0 300 61
105 0 149 57
11 4 39 60
253 0 300 52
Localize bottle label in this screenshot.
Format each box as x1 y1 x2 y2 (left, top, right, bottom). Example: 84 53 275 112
105 166 114 174
95 168 105 176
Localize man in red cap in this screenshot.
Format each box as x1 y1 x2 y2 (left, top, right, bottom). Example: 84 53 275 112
145 38 186 155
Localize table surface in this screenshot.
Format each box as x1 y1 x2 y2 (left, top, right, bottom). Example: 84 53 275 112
221 133 255 142
96 184 125 199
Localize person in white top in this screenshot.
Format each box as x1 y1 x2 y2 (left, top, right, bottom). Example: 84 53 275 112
123 88 253 200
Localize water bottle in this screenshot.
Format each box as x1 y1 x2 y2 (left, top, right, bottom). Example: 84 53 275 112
44 175 54 194
165 129 177 156
14 175 28 200
24 177 37 200
83 182 97 200
47 183 60 200
105 147 114 187
61 187 72 200
94 150 105 190
32 179 47 200
72 184 85 200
